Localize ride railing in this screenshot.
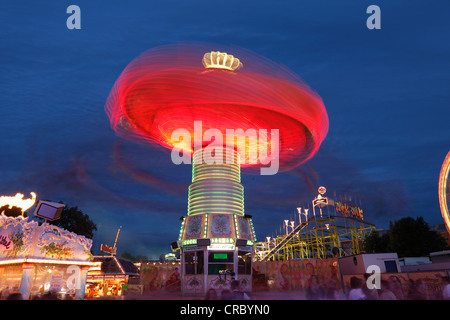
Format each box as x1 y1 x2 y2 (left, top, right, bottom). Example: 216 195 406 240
259 221 308 261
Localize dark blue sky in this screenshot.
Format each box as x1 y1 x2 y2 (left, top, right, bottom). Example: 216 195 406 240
1 1 449 259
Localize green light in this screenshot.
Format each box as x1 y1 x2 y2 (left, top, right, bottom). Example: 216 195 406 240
182 239 198 246
213 253 228 259
211 238 233 244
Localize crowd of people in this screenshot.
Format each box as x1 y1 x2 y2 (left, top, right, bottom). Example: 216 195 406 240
341 274 450 300
202 274 450 300
5 291 71 300
204 280 251 300
3 274 450 300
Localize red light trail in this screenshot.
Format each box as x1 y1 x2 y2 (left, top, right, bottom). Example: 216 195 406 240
106 43 328 173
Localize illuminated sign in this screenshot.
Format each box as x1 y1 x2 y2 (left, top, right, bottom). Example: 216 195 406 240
335 201 364 219
207 244 235 251
49 272 63 292
100 244 116 255
213 253 228 260
313 197 328 207
318 186 327 194
33 201 65 221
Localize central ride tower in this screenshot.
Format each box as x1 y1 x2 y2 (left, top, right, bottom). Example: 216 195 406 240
176 146 255 296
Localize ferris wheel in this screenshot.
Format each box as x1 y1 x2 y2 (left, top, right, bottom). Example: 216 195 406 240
438 150 450 233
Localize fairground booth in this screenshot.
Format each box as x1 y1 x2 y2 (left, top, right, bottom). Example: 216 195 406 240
0 194 98 300
86 255 140 298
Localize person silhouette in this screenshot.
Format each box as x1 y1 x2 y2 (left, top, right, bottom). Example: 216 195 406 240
230 280 250 300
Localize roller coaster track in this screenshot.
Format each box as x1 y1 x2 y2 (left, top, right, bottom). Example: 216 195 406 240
257 214 376 261
260 221 308 261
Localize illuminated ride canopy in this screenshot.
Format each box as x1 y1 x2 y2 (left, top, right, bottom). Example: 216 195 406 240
105 43 329 173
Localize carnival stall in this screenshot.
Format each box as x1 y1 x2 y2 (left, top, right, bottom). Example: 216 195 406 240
0 194 98 300
86 255 140 298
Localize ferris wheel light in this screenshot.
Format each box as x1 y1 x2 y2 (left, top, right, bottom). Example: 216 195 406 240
438 150 450 233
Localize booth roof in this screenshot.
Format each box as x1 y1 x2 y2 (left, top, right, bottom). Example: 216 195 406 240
93 256 139 276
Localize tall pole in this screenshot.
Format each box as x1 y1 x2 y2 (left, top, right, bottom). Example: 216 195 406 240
112 226 122 255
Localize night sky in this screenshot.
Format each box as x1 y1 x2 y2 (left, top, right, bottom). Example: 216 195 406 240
1 1 449 259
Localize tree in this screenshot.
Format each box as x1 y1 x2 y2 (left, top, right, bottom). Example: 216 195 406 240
0 205 24 218
120 252 148 262
388 217 448 257
43 204 97 239
363 229 390 253
363 216 448 257
120 252 134 261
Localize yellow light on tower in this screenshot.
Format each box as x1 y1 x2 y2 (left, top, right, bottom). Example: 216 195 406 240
202 51 242 71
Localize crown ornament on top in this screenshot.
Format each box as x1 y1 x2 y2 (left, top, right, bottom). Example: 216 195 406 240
202 51 243 71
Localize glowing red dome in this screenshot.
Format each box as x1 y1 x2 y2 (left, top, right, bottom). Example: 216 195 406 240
106 43 328 173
